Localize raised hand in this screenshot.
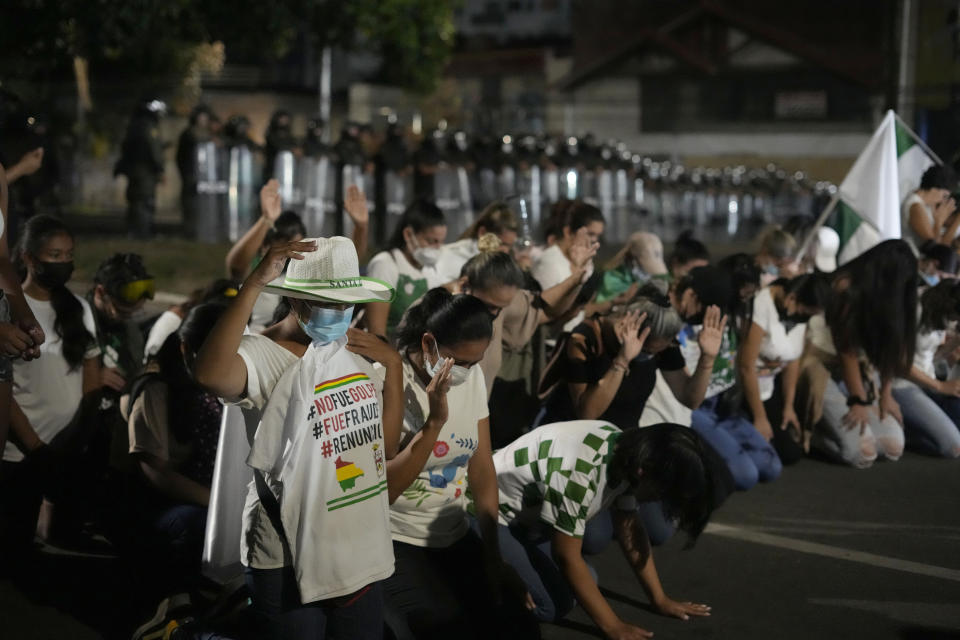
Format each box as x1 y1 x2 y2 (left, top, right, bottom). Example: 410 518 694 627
248 239 316 288
344 184 370 227
697 305 728 358
614 310 649 363
424 357 453 428
345 328 400 367
569 227 600 273
15 148 44 178
259 178 283 224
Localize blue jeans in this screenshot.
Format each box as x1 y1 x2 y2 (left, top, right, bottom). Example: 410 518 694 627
691 395 782 490
244 566 384 640
493 503 673 624
891 382 960 458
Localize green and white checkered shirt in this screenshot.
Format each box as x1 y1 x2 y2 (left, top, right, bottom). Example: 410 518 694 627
492 420 634 538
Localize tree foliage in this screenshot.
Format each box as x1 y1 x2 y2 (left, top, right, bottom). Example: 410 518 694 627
0 0 456 95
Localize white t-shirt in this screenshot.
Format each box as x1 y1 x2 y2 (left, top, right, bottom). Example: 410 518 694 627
531 244 588 332
144 310 183 361
4 293 101 462
750 288 807 401
806 313 836 356
367 248 444 335
233 334 300 569
247 338 394 602
435 238 478 284
389 357 488 548
913 327 945 379
491 420 634 539
901 193 932 254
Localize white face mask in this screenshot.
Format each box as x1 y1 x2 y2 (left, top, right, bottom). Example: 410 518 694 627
424 339 470 386
409 233 441 268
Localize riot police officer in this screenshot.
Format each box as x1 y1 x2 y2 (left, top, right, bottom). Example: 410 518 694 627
303 117 329 158
175 104 212 238
115 98 166 239
263 110 298 183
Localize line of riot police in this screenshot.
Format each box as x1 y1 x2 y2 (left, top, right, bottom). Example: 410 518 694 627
156 104 836 246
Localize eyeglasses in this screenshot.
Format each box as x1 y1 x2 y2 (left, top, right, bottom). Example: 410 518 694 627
114 278 155 304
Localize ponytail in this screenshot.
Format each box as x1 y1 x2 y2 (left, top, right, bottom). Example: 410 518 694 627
460 234 524 292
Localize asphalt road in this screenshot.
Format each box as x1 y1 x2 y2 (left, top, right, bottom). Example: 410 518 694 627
3 451 959 639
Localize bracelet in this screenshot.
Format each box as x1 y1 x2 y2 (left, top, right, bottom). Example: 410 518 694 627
846 395 871 407
611 360 629 374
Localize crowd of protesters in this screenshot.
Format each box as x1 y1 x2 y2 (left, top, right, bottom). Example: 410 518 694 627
1 113 959 640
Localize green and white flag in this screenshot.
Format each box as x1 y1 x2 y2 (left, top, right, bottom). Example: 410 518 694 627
832 110 936 264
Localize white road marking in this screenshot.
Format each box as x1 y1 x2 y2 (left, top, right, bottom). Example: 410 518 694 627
705 523 960 582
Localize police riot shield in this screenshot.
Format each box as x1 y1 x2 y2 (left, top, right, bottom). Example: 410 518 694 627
543 168 560 204
513 165 542 235
476 168 498 210
561 167 579 201
195 141 228 243
498 166 516 201
302 155 338 238
273 150 303 214
580 170 599 208
434 167 473 240
383 170 413 244
227 145 256 242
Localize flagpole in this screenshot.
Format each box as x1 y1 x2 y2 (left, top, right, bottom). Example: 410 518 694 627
795 191 841 261
893 111 944 166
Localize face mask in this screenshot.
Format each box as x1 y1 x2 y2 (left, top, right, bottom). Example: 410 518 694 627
762 263 780 277
409 234 441 268
298 305 353 345
424 339 471 386
921 272 940 287
34 260 74 290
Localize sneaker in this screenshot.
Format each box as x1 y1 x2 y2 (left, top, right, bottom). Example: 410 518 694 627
131 593 193 640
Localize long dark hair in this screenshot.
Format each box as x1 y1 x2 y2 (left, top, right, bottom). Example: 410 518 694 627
14 215 93 371
263 210 307 248
607 424 718 543
670 230 710 270
154 302 227 442
395 288 493 353
387 199 445 250
919 280 960 332
781 272 830 309
827 239 917 379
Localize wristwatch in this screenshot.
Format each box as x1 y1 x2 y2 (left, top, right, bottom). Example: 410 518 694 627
846 395 871 407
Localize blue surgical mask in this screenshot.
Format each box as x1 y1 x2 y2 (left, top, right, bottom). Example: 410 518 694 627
298 305 353 344
762 263 780 277
921 272 940 287
424 339 471 386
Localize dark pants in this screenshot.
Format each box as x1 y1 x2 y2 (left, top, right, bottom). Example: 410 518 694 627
127 184 157 239
245 566 384 640
181 183 198 238
750 374 805 466
0 459 44 576
384 530 538 640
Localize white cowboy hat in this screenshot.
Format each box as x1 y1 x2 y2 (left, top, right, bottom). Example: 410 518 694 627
263 236 395 303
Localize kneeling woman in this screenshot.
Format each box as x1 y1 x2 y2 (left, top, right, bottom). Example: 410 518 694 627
196 236 403 639
384 289 533 639
493 422 717 639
